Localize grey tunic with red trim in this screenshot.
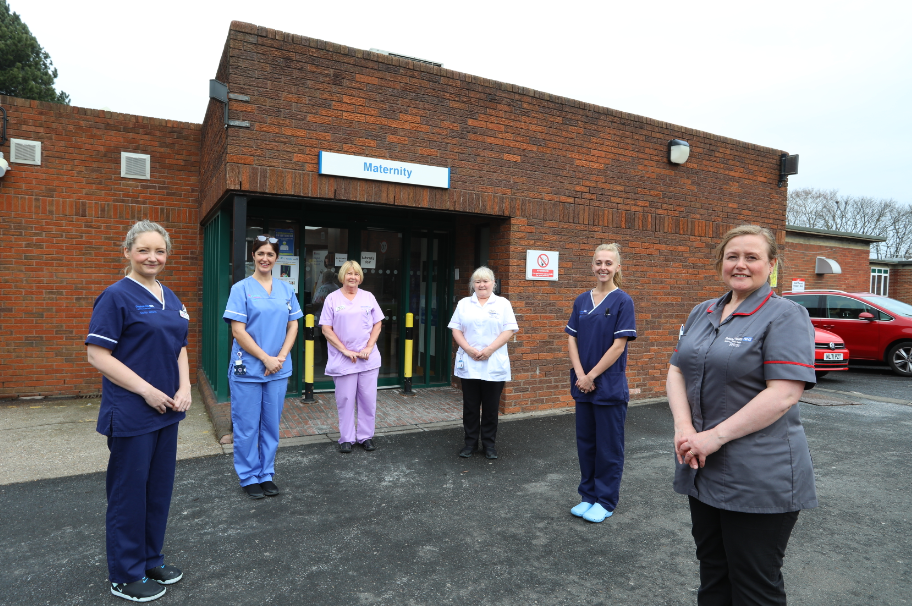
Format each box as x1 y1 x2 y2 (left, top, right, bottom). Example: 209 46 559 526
669 283 818 513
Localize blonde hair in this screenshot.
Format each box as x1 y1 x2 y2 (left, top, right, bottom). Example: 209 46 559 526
122 220 171 276
469 266 495 294
337 260 364 284
592 243 623 288
714 225 778 275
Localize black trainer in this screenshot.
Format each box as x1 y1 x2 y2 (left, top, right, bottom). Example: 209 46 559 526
260 480 279 496
111 577 166 602
243 483 265 499
340 442 353 453
361 439 376 451
459 446 473 458
145 564 183 585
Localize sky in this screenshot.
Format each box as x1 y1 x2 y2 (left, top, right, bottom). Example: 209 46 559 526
14 0 912 202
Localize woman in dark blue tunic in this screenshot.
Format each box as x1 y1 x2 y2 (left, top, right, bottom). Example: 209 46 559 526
565 243 637 523
86 221 190 602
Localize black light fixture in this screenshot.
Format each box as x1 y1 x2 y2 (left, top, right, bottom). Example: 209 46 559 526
778 153 799 187
209 79 251 129
668 139 690 165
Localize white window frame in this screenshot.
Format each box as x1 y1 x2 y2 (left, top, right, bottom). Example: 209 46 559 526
870 268 889 296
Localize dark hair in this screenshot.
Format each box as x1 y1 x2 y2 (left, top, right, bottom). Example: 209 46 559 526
251 235 280 257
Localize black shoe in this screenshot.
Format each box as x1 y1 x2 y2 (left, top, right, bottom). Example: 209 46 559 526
260 481 279 496
340 442 353 453
111 577 166 602
145 564 183 585
459 446 474 458
361 439 376 451
485 446 498 460
243 483 265 499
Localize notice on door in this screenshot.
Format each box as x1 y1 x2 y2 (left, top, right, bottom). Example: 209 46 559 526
273 256 300 293
360 252 377 269
526 250 559 281
791 279 805 293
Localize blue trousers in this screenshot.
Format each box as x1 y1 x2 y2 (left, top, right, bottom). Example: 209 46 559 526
229 377 287 487
106 422 179 584
576 401 627 511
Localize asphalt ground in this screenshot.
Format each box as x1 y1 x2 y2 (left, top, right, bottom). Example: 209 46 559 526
818 365 912 401
2 398 910 606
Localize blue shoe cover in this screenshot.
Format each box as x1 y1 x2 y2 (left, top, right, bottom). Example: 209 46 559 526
571 501 594 517
582 503 613 523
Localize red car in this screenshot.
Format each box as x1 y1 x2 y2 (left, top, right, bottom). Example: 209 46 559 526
783 290 912 377
812 327 849 379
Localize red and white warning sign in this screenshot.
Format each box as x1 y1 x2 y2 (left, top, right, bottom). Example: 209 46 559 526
526 249 559 281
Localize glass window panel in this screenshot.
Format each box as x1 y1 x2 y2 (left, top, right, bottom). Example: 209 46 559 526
786 294 824 318
360 230 401 382
304 227 348 385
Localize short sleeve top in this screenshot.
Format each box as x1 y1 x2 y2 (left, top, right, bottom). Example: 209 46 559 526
85 278 189 437
223 277 303 382
318 288 384 377
447 293 519 382
669 283 818 513
564 288 637 405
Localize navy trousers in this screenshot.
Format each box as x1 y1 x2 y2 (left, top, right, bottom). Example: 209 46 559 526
105 422 179 584
575 401 627 511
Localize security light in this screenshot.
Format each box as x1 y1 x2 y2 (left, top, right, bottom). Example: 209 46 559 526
668 139 690 164
0 152 9 178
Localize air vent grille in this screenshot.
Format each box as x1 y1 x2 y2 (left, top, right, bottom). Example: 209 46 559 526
121 152 150 179
10 139 41 165
369 48 442 67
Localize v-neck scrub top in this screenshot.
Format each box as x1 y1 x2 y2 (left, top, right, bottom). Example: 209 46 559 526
565 289 637 405
318 288 384 377
86 277 189 437
669 283 818 513
447 293 519 382
223 277 303 382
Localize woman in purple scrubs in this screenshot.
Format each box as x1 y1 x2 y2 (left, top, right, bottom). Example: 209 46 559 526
86 220 190 603
320 260 384 453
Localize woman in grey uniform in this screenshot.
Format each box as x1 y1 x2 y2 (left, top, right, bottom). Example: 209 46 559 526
666 225 817 606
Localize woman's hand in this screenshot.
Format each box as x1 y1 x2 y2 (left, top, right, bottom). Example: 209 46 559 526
463 345 481 360
172 387 192 412
142 386 177 414
473 346 491 361
262 355 283 376
673 423 697 465
575 374 595 393
677 429 722 469
358 345 374 360
341 349 358 363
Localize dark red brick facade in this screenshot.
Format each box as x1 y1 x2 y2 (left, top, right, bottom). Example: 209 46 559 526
0 95 201 398
199 22 791 412
779 235 874 294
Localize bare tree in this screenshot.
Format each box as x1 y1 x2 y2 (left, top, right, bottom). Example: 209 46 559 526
787 188 912 259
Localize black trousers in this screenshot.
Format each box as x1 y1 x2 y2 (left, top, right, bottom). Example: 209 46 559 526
689 496 800 606
461 379 504 449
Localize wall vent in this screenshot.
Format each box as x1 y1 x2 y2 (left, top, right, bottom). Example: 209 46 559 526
369 48 443 67
10 139 41 165
121 152 150 179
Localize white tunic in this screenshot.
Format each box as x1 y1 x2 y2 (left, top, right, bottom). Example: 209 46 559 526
447 293 519 382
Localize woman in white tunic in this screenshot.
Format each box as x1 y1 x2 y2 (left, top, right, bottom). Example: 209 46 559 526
447 267 519 460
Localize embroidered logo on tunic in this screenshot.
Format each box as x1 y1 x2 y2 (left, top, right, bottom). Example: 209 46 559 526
725 337 752 347
335 305 346 312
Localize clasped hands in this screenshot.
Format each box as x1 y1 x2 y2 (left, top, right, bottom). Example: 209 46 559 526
143 386 192 414
674 426 721 469
575 373 596 393
262 353 287 376
341 345 374 363
464 345 492 361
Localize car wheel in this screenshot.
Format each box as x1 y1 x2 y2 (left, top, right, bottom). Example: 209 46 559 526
887 342 912 377
815 371 829 379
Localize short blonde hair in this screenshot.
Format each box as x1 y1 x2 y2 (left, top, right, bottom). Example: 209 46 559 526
592 243 623 288
714 225 778 275
337 260 364 284
469 266 495 294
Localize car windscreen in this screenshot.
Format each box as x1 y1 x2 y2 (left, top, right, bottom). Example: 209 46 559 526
860 295 912 317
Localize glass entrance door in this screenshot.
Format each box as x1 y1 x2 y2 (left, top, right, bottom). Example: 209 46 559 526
408 232 451 386
360 230 402 387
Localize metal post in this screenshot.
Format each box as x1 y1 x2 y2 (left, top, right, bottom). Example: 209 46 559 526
231 195 247 285
303 314 315 402
401 312 415 395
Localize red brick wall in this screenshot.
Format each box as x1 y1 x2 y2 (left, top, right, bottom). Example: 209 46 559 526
0 96 201 398
779 239 871 293
198 22 791 411
888 268 912 305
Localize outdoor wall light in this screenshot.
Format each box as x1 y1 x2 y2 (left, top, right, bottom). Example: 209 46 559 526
778 153 799 187
0 153 9 178
668 139 690 164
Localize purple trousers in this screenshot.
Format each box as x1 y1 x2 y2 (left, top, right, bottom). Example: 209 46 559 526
333 368 379 444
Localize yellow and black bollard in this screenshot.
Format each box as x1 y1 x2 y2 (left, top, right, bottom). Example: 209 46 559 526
302 314 315 402
401 312 415 395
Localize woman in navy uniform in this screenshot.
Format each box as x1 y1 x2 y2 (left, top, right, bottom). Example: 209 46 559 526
566 243 637 523
86 221 191 602
667 225 817 606
223 235 303 499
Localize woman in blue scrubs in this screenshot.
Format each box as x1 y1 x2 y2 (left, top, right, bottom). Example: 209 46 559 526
565 243 637 523
224 235 302 499
86 220 191 602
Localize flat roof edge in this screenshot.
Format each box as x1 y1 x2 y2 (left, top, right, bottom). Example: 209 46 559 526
227 21 786 156
0 95 202 130
785 224 887 243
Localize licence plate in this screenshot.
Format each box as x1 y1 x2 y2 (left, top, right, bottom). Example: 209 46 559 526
823 353 843 361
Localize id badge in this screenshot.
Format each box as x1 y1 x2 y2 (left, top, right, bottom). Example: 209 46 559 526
233 352 247 376
457 352 465 370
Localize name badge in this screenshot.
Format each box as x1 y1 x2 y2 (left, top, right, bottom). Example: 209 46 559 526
335 305 347 312
179 307 190 320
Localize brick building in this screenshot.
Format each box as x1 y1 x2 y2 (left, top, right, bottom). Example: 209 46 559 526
779 226 884 293
2 21 796 413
